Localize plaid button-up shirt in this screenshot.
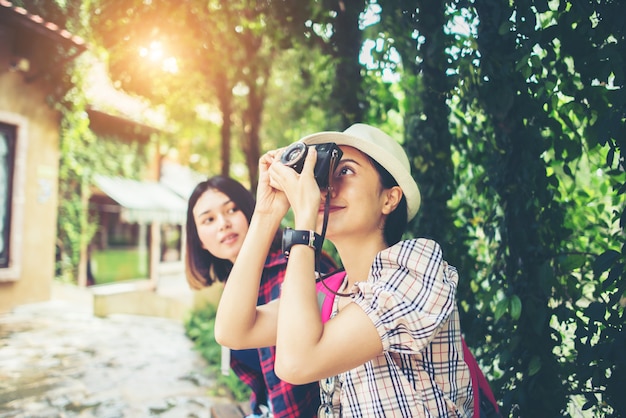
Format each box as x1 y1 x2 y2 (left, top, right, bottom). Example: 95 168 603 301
232 248 337 417
326 239 474 417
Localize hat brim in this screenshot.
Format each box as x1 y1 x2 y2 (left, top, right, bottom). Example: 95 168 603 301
300 131 421 221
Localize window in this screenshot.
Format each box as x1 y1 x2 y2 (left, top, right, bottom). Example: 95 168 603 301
0 113 26 281
0 123 15 268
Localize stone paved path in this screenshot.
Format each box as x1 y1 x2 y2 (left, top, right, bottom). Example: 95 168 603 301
0 285 226 418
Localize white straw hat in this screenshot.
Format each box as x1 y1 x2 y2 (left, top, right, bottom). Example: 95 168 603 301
300 123 421 221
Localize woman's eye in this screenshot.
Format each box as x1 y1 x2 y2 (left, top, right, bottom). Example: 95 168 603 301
227 207 239 214
336 166 353 176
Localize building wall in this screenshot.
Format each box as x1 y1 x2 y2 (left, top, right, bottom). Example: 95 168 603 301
0 71 61 313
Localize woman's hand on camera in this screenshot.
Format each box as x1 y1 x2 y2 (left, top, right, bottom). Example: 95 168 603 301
256 149 290 217
269 147 321 230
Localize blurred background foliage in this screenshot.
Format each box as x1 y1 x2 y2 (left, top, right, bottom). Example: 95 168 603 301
184 304 252 403
10 0 626 416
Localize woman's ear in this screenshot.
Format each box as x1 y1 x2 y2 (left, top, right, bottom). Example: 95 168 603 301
382 186 403 215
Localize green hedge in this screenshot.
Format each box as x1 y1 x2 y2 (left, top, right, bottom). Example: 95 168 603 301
184 304 251 402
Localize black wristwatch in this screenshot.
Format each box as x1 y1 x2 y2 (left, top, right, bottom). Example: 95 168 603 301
282 228 323 258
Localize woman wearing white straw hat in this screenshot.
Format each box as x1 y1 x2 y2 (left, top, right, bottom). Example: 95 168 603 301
215 123 474 417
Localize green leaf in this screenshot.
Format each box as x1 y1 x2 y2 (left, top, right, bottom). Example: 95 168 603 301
528 356 541 376
559 254 586 272
495 298 508 321
584 302 605 322
510 295 522 320
498 21 512 35
593 250 619 275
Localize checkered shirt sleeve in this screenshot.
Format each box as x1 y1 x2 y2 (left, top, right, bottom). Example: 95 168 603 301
341 238 473 417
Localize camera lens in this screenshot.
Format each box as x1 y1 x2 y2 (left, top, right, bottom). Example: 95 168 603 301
284 148 303 163
281 142 307 168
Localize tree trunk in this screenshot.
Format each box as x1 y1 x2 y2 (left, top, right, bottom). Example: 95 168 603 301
216 71 232 177
328 0 367 129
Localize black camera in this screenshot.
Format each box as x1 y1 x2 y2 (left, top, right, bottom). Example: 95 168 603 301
280 142 343 189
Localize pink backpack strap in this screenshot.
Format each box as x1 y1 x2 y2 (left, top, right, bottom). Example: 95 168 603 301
462 338 500 417
316 270 346 323
462 338 481 417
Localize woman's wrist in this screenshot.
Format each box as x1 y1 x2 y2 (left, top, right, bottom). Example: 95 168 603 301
294 210 319 231
252 211 282 228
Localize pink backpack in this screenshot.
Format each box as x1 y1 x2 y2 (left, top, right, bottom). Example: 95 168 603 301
316 270 346 323
315 270 501 417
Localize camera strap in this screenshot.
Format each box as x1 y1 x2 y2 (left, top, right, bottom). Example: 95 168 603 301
315 149 339 266
315 187 331 271
320 190 331 246
316 186 353 298
318 146 341 248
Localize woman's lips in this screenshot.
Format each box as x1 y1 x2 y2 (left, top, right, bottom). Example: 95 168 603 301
318 205 343 214
221 233 238 244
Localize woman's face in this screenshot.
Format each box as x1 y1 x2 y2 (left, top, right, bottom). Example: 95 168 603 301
320 146 396 241
193 189 249 263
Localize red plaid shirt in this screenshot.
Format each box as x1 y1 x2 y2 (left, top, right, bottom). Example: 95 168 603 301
231 248 336 417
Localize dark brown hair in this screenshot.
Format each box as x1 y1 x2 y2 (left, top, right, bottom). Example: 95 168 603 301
368 157 408 246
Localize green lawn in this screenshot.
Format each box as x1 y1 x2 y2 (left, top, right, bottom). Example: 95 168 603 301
90 248 149 284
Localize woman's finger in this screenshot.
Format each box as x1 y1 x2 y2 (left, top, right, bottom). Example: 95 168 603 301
301 147 318 178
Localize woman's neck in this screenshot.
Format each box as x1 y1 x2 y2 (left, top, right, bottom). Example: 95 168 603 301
335 235 388 286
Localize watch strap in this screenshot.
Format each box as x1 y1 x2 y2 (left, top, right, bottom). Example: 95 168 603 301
282 228 322 258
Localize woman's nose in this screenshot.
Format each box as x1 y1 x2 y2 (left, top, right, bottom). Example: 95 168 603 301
218 215 231 230
320 184 337 201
